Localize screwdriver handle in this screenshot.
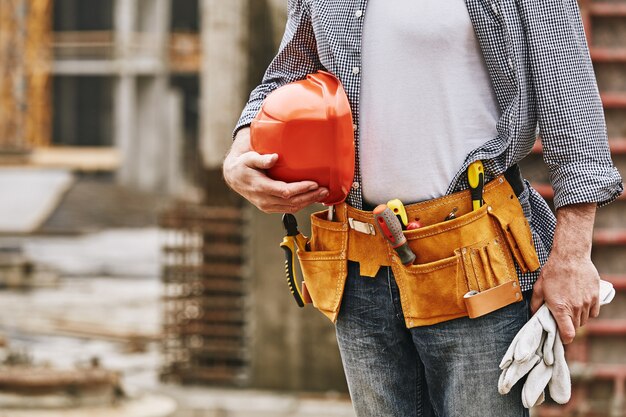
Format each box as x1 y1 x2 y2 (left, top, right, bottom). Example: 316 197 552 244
373 205 416 266
387 199 409 227
468 161 485 211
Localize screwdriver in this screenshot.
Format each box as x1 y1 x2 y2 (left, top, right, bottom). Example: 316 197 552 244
387 199 409 229
373 204 416 266
468 160 485 211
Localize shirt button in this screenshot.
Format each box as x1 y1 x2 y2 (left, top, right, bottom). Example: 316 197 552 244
508 57 514 69
352 181 360 190
352 66 360 75
491 2 498 14
352 123 358 131
355 10 363 18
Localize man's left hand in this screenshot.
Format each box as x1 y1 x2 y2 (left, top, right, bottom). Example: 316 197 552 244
530 203 600 344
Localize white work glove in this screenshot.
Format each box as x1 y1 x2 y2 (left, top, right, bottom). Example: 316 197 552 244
498 280 615 408
498 304 564 407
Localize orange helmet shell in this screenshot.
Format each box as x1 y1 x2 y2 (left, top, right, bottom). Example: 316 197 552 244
251 71 355 205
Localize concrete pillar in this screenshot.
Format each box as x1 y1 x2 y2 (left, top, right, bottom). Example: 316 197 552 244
114 75 137 185
199 0 248 168
134 0 170 191
165 88 184 194
114 0 136 58
113 0 174 193
114 0 137 185
135 76 168 190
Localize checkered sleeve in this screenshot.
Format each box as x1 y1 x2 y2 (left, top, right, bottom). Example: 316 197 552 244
519 0 623 208
233 0 323 138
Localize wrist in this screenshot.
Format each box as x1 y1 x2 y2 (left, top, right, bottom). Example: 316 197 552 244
551 203 596 258
223 128 251 170
230 127 251 156
550 242 592 260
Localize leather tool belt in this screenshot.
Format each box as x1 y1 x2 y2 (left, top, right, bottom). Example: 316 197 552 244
296 168 541 328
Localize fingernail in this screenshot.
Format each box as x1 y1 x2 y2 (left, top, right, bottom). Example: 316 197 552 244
309 184 319 191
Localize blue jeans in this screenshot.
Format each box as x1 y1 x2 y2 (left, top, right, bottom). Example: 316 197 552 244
335 261 530 417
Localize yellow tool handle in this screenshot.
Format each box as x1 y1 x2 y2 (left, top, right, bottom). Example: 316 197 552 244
387 199 409 227
280 236 305 307
468 161 485 211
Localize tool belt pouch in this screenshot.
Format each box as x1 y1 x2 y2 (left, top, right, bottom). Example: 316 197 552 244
295 209 349 323
294 176 540 328
390 178 540 327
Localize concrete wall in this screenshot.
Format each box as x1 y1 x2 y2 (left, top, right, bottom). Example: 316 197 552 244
247 206 348 392
234 0 348 392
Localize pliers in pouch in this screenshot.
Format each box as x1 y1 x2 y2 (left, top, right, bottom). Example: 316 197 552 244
280 213 310 307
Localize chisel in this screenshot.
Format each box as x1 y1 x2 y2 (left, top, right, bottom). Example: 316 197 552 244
373 204 416 266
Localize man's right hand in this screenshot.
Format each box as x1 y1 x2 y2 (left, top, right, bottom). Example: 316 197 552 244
223 128 329 213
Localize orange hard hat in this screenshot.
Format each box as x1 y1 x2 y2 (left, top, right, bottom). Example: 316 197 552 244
250 70 355 205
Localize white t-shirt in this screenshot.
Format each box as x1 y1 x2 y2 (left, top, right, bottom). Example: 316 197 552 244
359 0 502 205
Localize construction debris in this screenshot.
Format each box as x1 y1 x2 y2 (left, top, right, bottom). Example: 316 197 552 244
0 366 122 409
0 246 58 289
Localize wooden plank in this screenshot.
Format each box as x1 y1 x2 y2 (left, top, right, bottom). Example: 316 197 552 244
169 33 201 73
591 47 626 62
593 229 626 246
589 2 626 17
601 274 626 290
28 147 121 171
601 92 626 108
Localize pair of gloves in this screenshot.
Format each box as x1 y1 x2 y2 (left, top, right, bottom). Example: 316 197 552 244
498 280 616 408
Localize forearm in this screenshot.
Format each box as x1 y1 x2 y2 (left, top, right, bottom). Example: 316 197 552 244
227 128 251 159
551 203 596 259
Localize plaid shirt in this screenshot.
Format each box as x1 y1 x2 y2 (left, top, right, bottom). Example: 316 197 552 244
235 0 623 290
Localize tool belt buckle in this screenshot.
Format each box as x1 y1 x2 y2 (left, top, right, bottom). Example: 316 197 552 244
348 218 376 235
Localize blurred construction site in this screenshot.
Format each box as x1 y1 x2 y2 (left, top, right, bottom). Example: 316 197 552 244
0 0 624 416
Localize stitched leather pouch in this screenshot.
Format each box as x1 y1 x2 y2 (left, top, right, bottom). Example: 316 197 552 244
390 202 521 327
296 208 349 322
296 175 539 327
464 281 523 318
